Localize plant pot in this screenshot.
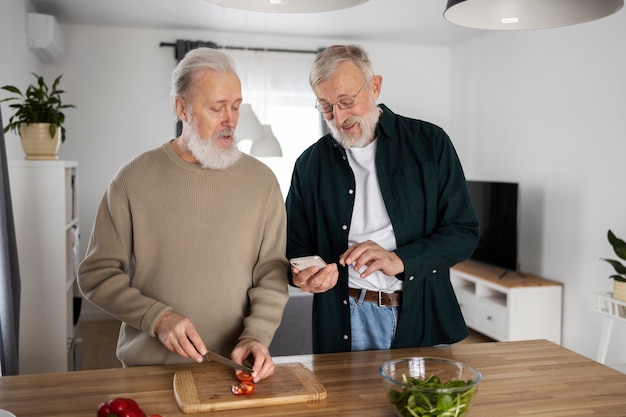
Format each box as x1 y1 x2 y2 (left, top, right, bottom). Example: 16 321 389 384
614 280 626 318
19 122 61 160
614 280 626 302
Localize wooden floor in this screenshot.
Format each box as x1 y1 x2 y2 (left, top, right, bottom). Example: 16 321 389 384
79 319 494 371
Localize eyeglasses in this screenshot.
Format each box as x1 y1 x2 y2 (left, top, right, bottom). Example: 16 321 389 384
314 82 367 114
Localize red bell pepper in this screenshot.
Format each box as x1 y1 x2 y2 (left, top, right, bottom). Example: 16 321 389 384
96 397 146 417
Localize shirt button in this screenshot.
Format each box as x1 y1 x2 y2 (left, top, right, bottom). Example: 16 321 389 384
343 335 349 340
432 269 437 274
342 225 348 230
348 189 354 195
408 275 415 281
343 299 348 305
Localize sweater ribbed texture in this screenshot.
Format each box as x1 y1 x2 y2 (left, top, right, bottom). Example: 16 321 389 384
78 142 289 366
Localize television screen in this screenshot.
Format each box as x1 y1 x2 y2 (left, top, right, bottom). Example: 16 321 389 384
466 180 519 273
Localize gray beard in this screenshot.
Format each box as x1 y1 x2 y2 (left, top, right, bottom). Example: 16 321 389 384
326 106 382 149
187 128 242 170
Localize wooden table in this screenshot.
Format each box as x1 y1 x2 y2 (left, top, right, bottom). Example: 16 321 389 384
1 339 626 416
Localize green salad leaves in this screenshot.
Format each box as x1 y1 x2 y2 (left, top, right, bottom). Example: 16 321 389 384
388 374 477 417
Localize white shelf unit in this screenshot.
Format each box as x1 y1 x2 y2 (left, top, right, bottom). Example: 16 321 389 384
450 260 563 344
8 160 80 374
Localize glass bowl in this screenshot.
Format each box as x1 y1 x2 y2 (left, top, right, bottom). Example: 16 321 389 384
380 357 481 417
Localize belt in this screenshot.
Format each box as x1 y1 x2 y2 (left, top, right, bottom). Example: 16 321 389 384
348 288 402 307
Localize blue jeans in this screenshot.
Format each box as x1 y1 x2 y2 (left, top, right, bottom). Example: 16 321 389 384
349 292 399 351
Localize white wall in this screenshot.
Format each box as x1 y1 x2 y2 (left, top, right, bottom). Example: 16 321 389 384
1 13 451 320
33 24 452 265
0 0 43 159
450 12 626 367
3 0 625 368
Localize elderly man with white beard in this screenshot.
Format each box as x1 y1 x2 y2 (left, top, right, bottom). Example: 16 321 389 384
78 48 288 383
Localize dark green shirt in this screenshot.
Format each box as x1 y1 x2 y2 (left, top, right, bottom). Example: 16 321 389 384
286 104 479 353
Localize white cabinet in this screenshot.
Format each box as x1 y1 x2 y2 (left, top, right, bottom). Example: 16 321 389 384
450 260 563 344
8 160 80 374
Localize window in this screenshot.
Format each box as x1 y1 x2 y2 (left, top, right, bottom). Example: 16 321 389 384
230 49 322 198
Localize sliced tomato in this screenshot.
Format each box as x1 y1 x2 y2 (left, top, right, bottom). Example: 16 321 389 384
236 371 254 382
231 381 255 395
239 381 255 395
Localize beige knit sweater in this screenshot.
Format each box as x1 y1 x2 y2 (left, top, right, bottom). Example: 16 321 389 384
78 142 289 367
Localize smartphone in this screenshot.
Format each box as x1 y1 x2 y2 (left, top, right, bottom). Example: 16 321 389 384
289 255 327 270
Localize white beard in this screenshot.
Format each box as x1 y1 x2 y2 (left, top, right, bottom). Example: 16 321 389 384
326 105 382 149
187 122 242 170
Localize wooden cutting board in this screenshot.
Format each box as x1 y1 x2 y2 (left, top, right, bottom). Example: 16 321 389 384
173 362 327 413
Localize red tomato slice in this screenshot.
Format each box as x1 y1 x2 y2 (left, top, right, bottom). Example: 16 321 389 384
239 381 255 395
231 381 255 395
236 371 254 382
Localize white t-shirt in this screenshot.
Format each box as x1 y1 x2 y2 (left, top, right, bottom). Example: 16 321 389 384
345 139 403 293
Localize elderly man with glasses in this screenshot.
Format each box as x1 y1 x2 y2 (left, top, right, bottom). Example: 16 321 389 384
286 44 479 354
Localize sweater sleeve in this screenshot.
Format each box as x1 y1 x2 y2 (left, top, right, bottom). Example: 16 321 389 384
77 179 172 336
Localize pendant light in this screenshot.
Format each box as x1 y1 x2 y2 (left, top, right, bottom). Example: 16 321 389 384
206 0 368 13
236 104 283 157
250 125 283 157
236 103 264 141
444 0 624 30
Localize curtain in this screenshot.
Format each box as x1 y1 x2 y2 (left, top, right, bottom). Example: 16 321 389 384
0 106 21 376
174 40 218 62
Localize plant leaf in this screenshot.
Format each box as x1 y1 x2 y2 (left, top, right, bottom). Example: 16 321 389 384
609 274 626 283
603 258 626 275
608 230 626 260
1 85 23 95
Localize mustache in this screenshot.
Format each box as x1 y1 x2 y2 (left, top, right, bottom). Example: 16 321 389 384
213 128 235 139
331 117 360 130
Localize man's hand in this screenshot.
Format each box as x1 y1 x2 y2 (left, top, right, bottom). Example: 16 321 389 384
339 240 404 278
154 310 207 363
231 339 274 383
291 262 338 293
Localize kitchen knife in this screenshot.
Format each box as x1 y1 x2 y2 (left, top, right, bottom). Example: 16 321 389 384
205 351 254 373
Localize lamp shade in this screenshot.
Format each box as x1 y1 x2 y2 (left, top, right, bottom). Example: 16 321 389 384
250 125 282 157
236 103 264 141
206 0 368 13
444 0 624 30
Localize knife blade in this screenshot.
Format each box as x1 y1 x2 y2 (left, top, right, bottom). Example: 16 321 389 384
205 351 254 373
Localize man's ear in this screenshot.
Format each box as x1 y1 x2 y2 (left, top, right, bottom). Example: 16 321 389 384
175 97 187 122
371 75 383 99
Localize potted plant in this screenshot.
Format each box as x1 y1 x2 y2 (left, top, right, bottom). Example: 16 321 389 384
602 229 626 303
1 73 75 160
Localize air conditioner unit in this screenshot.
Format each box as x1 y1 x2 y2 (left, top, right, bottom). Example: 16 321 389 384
27 13 64 63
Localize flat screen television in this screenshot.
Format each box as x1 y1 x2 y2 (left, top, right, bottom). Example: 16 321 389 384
466 180 519 274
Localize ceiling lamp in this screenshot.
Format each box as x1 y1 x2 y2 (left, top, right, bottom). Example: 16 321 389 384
250 125 283 157
444 0 624 30
236 104 282 157
206 0 368 13
236 103 264 141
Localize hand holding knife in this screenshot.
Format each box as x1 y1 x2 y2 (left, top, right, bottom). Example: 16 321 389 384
205 350 254 373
